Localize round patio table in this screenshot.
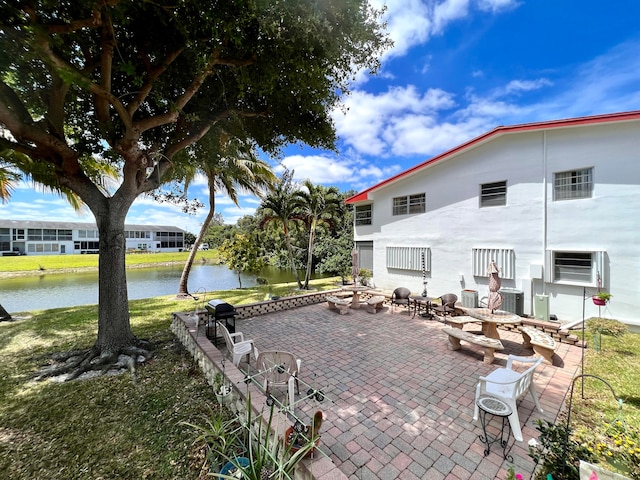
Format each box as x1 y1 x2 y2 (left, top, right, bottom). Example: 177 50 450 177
459 307 521 340
341 285 370 309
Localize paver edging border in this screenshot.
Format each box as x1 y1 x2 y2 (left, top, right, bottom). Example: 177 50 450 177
170 312 347 480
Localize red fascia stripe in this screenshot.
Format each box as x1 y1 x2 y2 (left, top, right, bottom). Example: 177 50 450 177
345 110 640 204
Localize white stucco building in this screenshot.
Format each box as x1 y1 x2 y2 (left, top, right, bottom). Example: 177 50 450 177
346 111 640 328
0 220 185 255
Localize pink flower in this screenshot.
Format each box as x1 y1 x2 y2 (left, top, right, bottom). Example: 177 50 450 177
515 475 523 480
589 472 599 480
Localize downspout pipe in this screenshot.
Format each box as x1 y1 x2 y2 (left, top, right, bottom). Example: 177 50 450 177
542 130 548 295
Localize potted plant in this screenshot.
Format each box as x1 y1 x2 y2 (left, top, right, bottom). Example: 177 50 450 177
284 411 323 457
358 268 372 287
592 291 612 306
214 371 232 405
181 405 242 474
214 398 318 480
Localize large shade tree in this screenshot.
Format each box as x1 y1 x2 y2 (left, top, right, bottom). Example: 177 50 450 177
0 1 388 378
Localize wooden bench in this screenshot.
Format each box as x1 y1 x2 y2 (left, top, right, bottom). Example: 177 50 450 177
325 295 351 315
444 315 479 329
442 327 504 364
520 326 557 364
365 295 385 314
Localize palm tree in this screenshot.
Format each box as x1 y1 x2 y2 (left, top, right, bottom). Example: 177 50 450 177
294 181 341 289
0 164 20 203
176 134 276 298
0 150 116 208
260 169 304 289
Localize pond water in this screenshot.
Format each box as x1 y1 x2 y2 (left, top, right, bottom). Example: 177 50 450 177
0 264 323 314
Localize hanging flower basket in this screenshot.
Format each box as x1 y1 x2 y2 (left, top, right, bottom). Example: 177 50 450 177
592 296 607 306
593 292 612 306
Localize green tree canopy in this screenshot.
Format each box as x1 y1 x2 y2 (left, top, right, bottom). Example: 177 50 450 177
0 0 388 377
218 232 266 289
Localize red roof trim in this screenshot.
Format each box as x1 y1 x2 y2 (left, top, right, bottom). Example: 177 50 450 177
345 110 640 204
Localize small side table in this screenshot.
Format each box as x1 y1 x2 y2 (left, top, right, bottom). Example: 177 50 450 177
476 396 513 461
411 296 432 319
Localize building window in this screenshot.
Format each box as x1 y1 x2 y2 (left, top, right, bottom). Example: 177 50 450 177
554 168 593 200
28 228 43 241
355 205 372 225
472 248 515 280
480 181 507 207
392 193 425 216
57 229 72 240
545 250 606 286
79 230 98 239
43 229 57 241
0 228 9 251
386 246 430 272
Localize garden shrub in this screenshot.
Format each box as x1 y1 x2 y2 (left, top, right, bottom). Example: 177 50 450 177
529 419 640 480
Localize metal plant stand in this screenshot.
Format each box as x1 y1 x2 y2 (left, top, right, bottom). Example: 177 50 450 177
476 396 514 461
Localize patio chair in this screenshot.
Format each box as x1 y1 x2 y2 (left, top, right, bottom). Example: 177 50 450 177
473 354 544 441
432 293 458 318
390 287 412 311
218 321 255 367
256 350 301 414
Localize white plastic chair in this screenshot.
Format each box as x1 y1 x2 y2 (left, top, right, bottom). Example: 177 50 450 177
473 354 544 441
218 322 255 366
255 350 301 415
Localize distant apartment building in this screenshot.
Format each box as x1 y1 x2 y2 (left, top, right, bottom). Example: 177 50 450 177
0 220 185 255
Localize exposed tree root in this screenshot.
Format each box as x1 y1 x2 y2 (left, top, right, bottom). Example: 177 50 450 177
34 339 154 383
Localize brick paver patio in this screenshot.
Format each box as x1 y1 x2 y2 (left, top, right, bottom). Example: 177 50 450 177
219 301 582 480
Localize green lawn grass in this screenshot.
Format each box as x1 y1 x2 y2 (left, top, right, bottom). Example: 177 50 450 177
0 278 339 479
572 329 640 426
0 250 221 273
1 280 638 479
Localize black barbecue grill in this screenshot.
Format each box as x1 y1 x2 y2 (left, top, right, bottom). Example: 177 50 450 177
205 299 237 343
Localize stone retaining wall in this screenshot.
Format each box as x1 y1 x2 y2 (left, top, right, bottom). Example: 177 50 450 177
171 312 347 480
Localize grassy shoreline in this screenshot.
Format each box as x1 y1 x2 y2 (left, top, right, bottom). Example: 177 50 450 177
0 251 221 278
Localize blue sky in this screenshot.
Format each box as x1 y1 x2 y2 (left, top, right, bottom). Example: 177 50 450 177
3 0 640 233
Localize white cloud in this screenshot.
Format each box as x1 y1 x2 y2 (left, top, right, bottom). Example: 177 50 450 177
279 154 355 184
503 79 553 95
433 0 470 35
547 39 640 117
368 0 518 62
476 0 520 13
370 0 433 59
220 205 259 225
333 85 457 156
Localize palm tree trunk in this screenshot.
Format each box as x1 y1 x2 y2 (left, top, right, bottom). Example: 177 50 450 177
303 224 316 289
283 221 303 289
177 176 216 297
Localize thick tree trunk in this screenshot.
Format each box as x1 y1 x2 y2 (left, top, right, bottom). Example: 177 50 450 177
94 212 136 352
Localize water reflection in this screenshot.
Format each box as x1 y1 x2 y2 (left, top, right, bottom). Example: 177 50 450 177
0 264 324 314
